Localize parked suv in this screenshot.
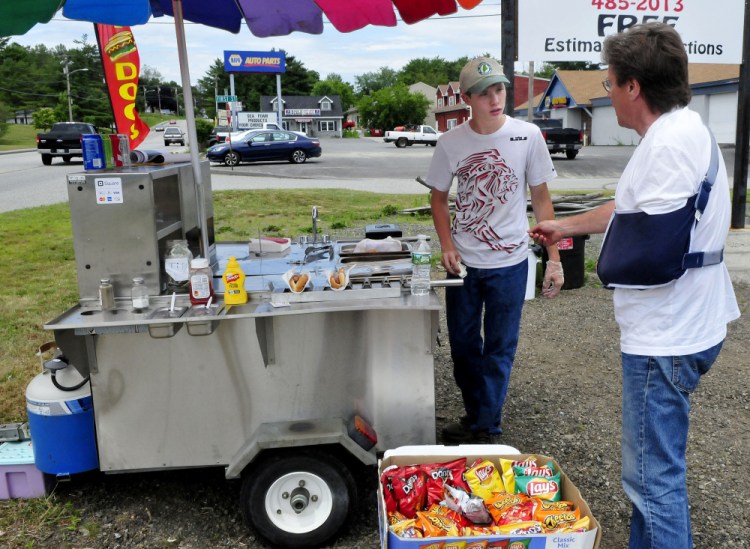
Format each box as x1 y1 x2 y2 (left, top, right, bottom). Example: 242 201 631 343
163 127 185 146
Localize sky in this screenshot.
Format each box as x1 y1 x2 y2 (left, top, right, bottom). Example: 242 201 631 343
12 2 509 87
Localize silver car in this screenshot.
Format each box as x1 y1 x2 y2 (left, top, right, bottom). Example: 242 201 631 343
163 127 185 146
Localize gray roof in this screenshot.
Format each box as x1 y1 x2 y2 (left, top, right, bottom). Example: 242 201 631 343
260 95 343 117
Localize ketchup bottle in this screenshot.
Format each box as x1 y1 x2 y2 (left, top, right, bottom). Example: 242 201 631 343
189 257 214 306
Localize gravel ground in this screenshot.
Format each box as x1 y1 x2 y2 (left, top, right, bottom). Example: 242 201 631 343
3 232 749 549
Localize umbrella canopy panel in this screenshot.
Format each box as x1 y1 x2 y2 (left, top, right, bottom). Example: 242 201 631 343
0 0 486 38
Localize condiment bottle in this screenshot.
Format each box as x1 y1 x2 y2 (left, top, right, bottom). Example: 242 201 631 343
189 257 214 306
222 256 247 305
131 277 150 312
165 239 193 293
99 278 115 311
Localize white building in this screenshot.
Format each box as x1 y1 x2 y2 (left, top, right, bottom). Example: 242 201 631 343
515 65 740 145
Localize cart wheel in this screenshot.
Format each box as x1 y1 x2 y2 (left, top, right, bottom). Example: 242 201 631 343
241 451 356 548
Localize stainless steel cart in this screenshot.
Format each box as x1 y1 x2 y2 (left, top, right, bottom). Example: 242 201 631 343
42 163 445 548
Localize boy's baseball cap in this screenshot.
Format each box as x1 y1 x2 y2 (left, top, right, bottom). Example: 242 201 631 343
459 57 510 95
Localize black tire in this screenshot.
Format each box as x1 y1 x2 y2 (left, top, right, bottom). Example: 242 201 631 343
179 141 185 146
41 154 52 165
290 149 307 164
240 451 356 548
566 150 578 160
224 151 241 166
62 155 73 163
430 142 437 146
396 137 408 148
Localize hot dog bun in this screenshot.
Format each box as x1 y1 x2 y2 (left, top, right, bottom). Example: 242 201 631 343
289 273 309 293
330 268 346 289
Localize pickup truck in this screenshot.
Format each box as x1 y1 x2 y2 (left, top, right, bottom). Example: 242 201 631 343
36 122 98 165
532 118 583 160
383 125 442 148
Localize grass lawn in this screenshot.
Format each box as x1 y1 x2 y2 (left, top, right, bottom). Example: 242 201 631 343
0 124 37 151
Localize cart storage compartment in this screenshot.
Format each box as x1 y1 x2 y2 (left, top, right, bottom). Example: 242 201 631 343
378 446 601 549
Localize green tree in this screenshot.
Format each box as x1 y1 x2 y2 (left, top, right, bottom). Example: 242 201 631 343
194 117 213 148
534 61 602 79
354 67 399 95
32 107 56 131
356 84 430 131
399 57 442 86
312 74 355 111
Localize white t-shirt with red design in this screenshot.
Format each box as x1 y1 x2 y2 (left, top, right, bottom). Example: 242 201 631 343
425 118 556 268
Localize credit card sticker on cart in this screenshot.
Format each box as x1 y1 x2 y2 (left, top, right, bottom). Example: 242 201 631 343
95 177 123 204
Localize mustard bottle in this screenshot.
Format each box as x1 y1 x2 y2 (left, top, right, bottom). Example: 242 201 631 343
222 256 248 305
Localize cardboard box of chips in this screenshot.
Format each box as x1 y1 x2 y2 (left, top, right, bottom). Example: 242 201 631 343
378 446 601 549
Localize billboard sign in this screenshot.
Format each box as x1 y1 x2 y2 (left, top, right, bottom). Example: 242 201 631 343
224 51 286 73
236 112 279 129
518 1 744 64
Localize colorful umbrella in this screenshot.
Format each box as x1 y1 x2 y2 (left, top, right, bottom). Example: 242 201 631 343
0 0 485 255
0 0 490 38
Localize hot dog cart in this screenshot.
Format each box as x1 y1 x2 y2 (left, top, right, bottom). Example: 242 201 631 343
35 162 447 548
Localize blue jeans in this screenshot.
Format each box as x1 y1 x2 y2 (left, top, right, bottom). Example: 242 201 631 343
621 341 723 549
445 260 527 434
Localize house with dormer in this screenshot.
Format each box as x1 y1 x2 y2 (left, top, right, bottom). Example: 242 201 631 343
260 95 343 137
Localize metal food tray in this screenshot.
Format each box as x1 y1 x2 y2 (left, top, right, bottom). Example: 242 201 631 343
270 285 402 306
337 241 411 263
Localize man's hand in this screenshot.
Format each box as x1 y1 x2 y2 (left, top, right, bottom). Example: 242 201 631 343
542 260 564 299
529 221 564 247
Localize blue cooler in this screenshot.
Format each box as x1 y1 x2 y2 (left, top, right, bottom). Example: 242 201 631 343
25 365 98 475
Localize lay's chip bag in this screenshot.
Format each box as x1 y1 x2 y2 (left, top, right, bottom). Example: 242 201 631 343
465 459 504 500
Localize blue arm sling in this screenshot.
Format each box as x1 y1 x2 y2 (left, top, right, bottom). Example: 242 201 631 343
596 131 722 289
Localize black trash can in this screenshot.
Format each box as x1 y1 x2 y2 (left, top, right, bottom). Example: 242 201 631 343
541 235 589 290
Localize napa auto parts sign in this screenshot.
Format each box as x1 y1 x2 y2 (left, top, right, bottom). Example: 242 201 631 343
518 0 744 64
224 51 286 73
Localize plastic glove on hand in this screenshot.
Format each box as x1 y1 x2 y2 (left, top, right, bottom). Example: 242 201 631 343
542 260 564 298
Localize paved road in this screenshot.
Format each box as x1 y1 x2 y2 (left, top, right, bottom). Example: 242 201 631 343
1 127 746 212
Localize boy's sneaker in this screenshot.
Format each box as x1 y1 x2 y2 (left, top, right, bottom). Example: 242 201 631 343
441 415 474 444
473 430 502 445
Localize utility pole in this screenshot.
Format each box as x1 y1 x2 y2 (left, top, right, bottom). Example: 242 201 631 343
501 0 517 116
731 0 750 228
62 60 89 122
214 77 219 125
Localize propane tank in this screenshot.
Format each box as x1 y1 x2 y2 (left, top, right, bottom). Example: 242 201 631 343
25 353 98 475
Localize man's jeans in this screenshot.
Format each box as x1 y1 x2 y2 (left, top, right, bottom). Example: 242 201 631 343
445 260 527 434
621 341 723 549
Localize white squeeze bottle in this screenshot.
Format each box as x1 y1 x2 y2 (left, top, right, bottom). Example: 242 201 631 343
411 235 431 296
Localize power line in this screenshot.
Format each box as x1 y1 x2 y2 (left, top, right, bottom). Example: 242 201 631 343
0 86 60 97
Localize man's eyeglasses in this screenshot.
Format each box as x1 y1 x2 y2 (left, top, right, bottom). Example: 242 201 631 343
602 79 612 93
